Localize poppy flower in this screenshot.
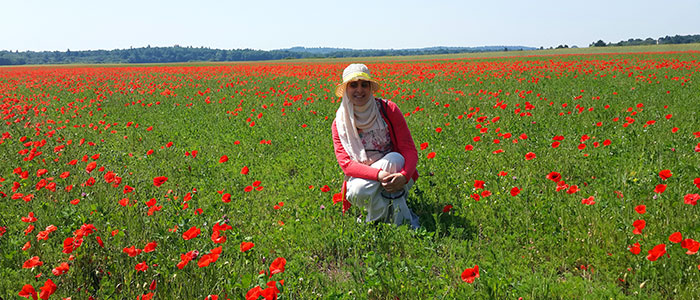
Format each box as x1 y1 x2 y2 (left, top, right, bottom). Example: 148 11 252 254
221 193 231 203
332 193 343 204
123 245 142 257
632 220 646 235
123 185 134 194
135 261 148 272
654 184 666 194
51 262 70 276
581 196 595 205
143 241 157 253
241 166 249 175
420 142 428 150
39 278 57 300
182 226 201 240
682 239 700 254
219 155 228 163
634 205 646 214
23 256 43 268
646 244 666 261
628 242 641 255
442 204 453 213
474 180 485 189
269 257 287 276
427 152 436 159
461 265 479 283
546 172 561 182
669 232 682 243
684 194 699 205
510 187 521 196
464 144 474 151
525 152 536 160
658 170 672 180
320 185 330 192
153 176 168 187
240 241 255 252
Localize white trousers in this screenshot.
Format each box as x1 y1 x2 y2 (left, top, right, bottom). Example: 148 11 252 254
346 152 419 228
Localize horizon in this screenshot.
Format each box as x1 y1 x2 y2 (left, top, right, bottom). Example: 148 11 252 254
2 0 699 52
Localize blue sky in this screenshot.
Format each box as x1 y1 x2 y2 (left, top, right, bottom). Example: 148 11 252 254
3 0 699 51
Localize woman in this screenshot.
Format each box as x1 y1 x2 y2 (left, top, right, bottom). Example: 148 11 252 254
332 63 420 228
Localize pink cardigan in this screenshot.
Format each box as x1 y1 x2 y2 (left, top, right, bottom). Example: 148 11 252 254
332 99 419 212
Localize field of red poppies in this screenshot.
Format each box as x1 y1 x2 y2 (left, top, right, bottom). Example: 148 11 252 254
1 50 699 299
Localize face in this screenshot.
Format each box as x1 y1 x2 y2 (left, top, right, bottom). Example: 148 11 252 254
345 80 372 106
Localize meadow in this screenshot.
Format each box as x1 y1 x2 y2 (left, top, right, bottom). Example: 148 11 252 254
1 45 700 299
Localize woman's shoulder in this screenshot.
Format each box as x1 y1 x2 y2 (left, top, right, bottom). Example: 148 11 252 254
375 98 402 114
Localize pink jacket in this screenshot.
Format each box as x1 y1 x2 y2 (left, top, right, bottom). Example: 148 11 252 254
332 98 419 212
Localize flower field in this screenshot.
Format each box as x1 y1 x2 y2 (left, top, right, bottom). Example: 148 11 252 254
1 50 700 299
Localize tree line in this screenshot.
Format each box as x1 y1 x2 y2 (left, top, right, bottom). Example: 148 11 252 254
0 45 531 66
590 34 700 47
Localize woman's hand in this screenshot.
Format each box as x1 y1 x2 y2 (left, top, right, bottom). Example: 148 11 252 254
380 173 407 193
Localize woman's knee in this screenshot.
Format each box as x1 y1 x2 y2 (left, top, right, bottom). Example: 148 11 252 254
375 152 404 173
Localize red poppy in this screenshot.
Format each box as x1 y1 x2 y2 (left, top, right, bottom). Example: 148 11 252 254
481 190 492 197
461 265 480 283
442 204 453 213
581 196 595 205
684 194 699 205
219 155 229 163
658 170 672 180
144 241 157 253
632 220 646 235
525 152 536 160
510 187 521 196
646 244 666 261
420 142 428 150
628 242 641 255
23 256 43 268
240 241 255 252
669 232 682 243
654 184 666 194
427 152 436 159
38 279 57 300
85 161 97 173
135 261 148 272
244 186 253 192
464 144 474 151
682 238 700 255
241 166 249 175
634 205 646 214
474 180 485 189
221 193 231 203
18 284 37 300
153 176 168 187
123 245 142 257
320 185 331 192
471 193 480 201
123 185 134 194
269 257 287 276
182 226 201 240
546 172 561 182
50 261 69 276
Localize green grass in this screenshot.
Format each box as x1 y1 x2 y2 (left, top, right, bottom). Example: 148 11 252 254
1 50 699 299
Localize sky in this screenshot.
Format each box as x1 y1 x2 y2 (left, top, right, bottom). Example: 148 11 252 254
2 0 699 52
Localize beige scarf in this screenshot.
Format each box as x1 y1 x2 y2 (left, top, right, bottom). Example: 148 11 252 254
335 92 386 165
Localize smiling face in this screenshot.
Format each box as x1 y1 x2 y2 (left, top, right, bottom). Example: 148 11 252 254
345 79 372 106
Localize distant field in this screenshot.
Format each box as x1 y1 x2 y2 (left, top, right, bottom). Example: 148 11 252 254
1 49 699 299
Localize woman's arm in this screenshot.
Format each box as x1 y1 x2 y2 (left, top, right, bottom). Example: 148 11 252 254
332 120 382 181
386 102 418 180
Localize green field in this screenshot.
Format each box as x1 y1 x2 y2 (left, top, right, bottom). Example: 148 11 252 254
1 46 699 299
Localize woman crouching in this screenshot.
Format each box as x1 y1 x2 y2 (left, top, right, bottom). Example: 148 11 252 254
331 63 420 228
